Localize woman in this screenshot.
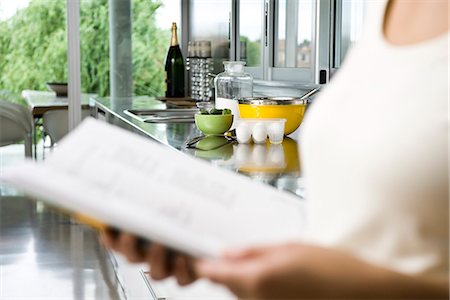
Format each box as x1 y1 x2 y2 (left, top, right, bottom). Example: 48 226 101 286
103 0 449 298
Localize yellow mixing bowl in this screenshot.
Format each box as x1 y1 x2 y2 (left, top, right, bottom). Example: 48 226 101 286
238 97 308 135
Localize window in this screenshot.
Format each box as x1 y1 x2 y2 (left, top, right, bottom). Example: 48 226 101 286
239 0 263 68
189 0 232 74
132 0 182 96
271 0 330 84
238 0 264 79
80 0 108 97
333 0 366 67
80 0 182 97
275 0 313 68
186 0 365 88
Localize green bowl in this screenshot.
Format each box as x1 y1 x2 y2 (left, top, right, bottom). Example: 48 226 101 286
195 114 233 135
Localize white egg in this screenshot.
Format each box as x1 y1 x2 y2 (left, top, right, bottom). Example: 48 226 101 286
236 123 252 143
267 122 284 144
252 122 267 144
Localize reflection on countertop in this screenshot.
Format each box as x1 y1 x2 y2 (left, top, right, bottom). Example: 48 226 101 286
0 196 123 299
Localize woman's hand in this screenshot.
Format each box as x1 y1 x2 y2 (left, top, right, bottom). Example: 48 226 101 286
195 243 449 299
195 243 347 299
100 228 198 285
101 231 448 299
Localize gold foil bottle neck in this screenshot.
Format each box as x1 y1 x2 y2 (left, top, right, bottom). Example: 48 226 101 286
171 22 179 46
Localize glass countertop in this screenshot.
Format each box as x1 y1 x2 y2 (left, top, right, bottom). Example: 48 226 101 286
92 96 305 199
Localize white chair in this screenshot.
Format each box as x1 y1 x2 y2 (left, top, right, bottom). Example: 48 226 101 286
43 109 91 145
0 100 33 157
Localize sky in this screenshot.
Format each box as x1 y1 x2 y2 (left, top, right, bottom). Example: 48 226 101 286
0 0 361 43
0 0 30 21
155 0 181 30
0 0 179 29
0 0 179 25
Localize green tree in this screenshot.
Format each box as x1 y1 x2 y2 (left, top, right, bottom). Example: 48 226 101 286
0 0 67 99
132 0 169 96
0 0 169 102
80 0 110 97
240 36 261 67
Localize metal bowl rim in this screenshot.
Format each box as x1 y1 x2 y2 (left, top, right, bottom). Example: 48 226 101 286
238 97 308 105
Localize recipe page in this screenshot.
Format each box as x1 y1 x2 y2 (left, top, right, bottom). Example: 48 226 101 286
1 118 306 257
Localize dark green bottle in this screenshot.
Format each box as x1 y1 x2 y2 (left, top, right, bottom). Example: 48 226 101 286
165 22 185 97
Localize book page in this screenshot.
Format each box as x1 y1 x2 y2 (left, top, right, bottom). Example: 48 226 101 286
1 118 306 257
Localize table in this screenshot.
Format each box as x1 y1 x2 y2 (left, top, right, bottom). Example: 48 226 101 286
22 90 94 158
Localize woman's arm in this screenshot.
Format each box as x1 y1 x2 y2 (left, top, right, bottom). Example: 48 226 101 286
101 231 448 299
195 243 449 299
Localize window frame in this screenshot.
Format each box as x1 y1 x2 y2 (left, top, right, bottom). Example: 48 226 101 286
330 0 367 78
184 0 358 88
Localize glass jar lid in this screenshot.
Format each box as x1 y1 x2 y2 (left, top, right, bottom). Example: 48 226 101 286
223 61 246 73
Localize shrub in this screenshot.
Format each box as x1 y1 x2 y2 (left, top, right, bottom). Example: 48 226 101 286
0 0 169 100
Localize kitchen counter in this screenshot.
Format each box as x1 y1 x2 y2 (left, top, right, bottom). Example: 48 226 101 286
0 95 307 300
90 95 307 299
92 96 306 199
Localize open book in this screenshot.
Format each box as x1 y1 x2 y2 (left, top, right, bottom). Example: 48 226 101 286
1 118 306 257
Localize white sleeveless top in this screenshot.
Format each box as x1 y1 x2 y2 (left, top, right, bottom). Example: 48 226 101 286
300 0 448 278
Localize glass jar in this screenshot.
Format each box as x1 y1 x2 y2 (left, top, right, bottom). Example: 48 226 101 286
214 61 253 126
188 41 214 102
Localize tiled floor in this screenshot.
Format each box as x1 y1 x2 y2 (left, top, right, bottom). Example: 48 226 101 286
0 143 124 299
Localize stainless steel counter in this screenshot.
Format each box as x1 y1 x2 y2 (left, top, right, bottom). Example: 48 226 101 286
92 96 305 198
0 96 305 300
90 96 306 299
0 195 124 299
